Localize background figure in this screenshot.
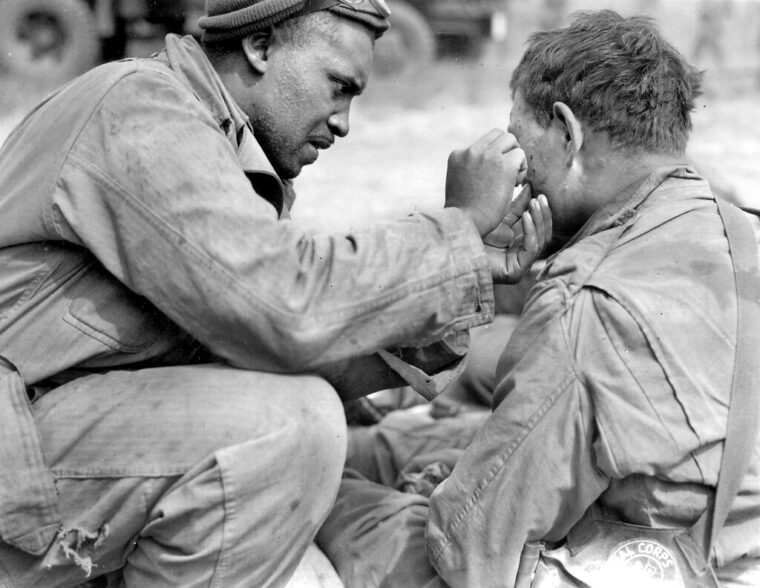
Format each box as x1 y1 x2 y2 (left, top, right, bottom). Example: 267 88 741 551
693 0 732 66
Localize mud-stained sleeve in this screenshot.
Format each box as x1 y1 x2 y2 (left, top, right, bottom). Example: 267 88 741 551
426 285 609 588
49 66 494 373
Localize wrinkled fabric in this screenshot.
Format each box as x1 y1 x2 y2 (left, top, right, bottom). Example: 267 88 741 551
0 34 493 565
317 469 446 588
0 35 492 378
397 461 453 498
0 366 347 587
0 360 60 556
315 406 486 587
345 406 488 490
427 166 760 587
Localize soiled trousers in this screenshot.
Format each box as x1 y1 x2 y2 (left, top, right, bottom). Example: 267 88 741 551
0 364 347 588
317 408 489 588
316 318 516 588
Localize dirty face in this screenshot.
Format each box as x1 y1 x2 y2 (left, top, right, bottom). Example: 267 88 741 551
508 91 563 204
508 91 584 240
250 20 374 179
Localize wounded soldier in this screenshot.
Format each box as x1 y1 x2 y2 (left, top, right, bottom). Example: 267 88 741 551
317 11 760 588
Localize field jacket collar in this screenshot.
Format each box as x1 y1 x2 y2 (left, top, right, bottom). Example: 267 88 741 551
158 34 293 215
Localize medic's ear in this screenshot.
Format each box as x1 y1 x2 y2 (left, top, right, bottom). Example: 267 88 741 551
552 102 584 160
241 30 273 75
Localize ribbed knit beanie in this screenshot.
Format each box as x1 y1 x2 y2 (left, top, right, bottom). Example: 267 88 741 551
199 0 390 42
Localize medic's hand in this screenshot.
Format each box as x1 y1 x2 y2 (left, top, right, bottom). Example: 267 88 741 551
484 185 552 283
445 130 526 237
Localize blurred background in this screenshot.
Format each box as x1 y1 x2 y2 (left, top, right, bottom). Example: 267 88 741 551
1 0 758 232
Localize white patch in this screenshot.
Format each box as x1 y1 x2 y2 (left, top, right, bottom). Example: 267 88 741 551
594 539 685 588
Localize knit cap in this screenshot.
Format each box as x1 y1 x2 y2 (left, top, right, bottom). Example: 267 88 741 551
199 0 390 42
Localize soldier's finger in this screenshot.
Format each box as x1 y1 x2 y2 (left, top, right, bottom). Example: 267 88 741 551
511 184 533 213
536 194 552 249
521 209 538 256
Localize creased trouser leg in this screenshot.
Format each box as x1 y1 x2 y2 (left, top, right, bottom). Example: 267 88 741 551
316 472 448 588
0 364 346 588
321 401 490 588
346 408 488 488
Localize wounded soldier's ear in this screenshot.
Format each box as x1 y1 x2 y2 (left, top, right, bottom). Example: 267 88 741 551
552 101 584 159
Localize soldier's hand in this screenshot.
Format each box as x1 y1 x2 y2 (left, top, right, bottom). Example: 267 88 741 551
445 129 526 236
484 186 552 283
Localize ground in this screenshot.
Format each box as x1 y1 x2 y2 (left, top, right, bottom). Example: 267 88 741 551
0 3 757 586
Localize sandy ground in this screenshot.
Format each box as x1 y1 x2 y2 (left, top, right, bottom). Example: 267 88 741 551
2 1 759 233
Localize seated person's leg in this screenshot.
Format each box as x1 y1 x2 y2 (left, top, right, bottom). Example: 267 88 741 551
0 365 346 587
319 313 521 587
346 407 488 488
317 471 446 588
345 313 518 487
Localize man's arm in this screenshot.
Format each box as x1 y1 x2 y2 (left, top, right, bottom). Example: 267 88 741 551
426 285 610 587
50 68 496 373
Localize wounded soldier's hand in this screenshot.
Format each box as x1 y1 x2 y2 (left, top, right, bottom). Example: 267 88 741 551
395 448 465 497
483 184 552 283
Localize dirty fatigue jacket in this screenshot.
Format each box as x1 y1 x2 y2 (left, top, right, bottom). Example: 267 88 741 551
0 35 493 557
427 167 760 587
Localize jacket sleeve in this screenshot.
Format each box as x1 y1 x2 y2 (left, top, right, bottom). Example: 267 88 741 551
426 284 610 587
47 66 494 373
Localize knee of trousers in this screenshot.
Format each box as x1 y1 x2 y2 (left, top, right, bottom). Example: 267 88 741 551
217 374 348 522
274 374 348 486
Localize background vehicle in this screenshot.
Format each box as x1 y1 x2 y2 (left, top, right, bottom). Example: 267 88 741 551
375 0 509 76
0 0 203 83
0 0 507 82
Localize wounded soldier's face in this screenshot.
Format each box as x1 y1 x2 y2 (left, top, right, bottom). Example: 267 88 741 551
508 92 559 201
508 91 584 242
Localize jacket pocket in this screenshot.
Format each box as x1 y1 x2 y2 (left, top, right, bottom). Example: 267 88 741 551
62 274 163 354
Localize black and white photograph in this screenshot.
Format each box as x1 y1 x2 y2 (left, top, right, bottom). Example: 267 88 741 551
1 0 759 586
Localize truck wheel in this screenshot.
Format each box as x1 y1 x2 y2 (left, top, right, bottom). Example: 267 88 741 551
437 33 487 60
0 0 99 82
374 1 436 77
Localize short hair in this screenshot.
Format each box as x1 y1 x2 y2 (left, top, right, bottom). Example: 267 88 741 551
510 10 703 155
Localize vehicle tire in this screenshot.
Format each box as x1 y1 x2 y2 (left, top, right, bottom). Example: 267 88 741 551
437 33 487 60
100 15 127 63
0 0 99 82
373 0 436 77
